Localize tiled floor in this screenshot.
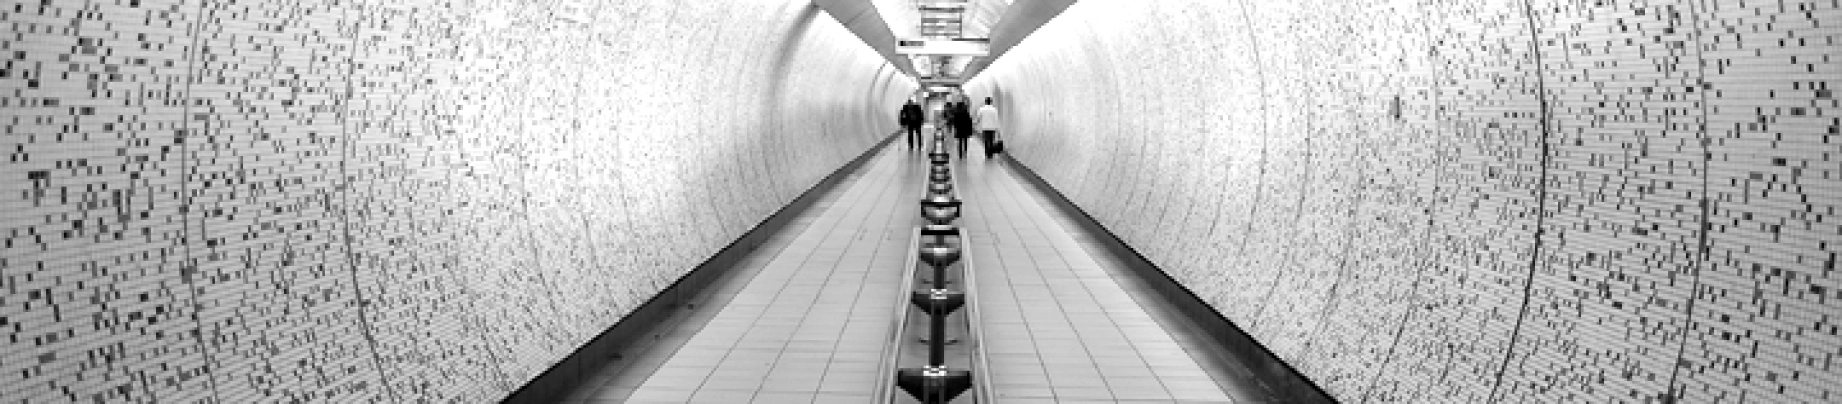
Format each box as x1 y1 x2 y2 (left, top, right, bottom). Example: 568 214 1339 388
561 144 929 403
951 142 1256 403
999 174 1288 404
559 134 1278 403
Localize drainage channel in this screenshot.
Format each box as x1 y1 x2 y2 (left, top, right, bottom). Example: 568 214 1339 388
872 133 994 403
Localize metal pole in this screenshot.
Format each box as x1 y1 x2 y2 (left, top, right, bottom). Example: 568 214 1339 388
930 294 946 368
933 261 947 290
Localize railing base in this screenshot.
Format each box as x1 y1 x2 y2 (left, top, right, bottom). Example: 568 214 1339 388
896 367 974 404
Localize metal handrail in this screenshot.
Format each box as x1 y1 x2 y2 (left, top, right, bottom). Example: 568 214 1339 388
873 227 924 403
959 232 995 404
880 135 990 403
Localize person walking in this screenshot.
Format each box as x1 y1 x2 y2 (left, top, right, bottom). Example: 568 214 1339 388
974 97 1002 157
900 99 924 150
952 100 975 158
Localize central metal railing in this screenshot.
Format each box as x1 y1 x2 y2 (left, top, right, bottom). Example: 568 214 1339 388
872 132 993 403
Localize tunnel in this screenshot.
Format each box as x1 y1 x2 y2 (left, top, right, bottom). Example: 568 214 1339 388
1 0 1838 403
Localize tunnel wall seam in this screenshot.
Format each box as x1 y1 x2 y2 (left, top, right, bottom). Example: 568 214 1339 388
335 3 404 403
1487 0 1560 400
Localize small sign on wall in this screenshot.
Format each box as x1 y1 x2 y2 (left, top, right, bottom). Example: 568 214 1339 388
896 39 990 56
557 0 590 24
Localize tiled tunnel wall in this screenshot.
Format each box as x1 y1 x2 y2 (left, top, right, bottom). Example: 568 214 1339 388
965 0 1839 402
1 0 915 402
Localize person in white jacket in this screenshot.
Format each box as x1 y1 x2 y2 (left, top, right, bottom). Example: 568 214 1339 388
973 97 1001 156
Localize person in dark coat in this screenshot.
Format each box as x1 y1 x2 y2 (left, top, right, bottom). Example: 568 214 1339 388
952 100 975 158
900 99 924 150
937 102 955 139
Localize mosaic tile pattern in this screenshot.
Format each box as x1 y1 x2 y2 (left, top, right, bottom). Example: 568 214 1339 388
1 0 915 402
1 1 218 402
965 0 1841 402
1687 1 1841 402
183 1 378 402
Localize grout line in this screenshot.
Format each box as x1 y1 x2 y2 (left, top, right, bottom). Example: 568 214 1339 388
173 1 224 401
573 215 817 401
327 3 405 402
999 160 1187 399
974 160 1055 398
1247 67 1320 331
1223 0 1275 312
622 146 905 400
1357 3 1452 401
971 154 1254 401
994 155 1288 402
1298 103 1379 370
608 160 866 399
1661 1 1716 401
759 146 909 399
1486 0 1559 399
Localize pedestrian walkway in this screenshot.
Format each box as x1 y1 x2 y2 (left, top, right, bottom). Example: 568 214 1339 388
954 144 1264 403
558 133 1280 403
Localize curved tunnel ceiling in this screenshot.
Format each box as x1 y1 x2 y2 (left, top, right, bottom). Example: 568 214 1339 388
962 0 1078 79
814 0 1068 81
813 0 922 77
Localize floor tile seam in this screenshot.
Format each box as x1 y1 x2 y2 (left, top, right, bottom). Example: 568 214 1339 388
984 200 1225 380
754 275 846 353
773 148 914 390
611 148 904 399
985 187 1054 275
988 166 1156 334
804 240 894 390
981 163 1181 397
797 162 904 284
622 195 858 394
614 289 789 384
866 156 918 251
780 210 886 335
642 149 903 395
714 204 858 306
770 157 896 272
1004 246 1183 376
967 196 1030 269
984 273 1058 393
650 216 845 365
785 151 913 274
989 180 1093 278
962 162 1066 397
814 155 904 252
814 147 902 225
988 163 1229 397
957 164 1025 362
716 238 834 315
